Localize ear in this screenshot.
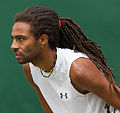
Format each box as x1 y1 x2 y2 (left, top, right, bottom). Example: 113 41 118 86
39 34 48 46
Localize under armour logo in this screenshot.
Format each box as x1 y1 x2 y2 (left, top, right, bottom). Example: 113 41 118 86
60 93 68 99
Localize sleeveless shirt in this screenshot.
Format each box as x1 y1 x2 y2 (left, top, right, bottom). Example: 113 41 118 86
29 48 117 113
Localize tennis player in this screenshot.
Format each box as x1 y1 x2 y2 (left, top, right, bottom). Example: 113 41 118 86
11 6 120 113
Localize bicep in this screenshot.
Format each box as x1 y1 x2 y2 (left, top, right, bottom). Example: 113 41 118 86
70 58 120 110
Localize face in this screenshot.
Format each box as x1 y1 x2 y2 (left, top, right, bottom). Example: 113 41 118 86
11 22 42 64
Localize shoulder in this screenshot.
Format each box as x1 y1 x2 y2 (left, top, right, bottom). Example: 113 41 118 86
58 48 88 61
70 58 105 91
23 63 31 77
23 63 37 88
23 63 30 71
70 57 99 77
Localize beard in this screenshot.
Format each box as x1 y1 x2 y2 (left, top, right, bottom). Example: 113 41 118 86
15 46 42 64
17 55 32 64
16 53 41 64
16 51 42 64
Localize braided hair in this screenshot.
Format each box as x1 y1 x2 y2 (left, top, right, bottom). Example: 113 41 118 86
14 6 120 111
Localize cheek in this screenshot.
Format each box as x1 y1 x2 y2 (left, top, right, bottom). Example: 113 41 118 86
23 43 40 54
24 46 34 53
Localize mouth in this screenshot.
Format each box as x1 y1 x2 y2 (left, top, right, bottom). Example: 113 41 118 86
15 52 21 59
15 55 20 59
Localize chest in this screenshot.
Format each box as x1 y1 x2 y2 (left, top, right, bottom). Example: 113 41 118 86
36 68 87 102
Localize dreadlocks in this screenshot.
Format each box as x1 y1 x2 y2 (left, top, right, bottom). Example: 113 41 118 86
58 17 120 112
59 17 120 92
14 6 120 111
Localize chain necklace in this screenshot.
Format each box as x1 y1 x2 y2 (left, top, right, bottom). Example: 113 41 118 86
40 50 57 78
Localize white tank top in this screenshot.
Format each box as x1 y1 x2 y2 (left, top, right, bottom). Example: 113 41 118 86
29 48 117 113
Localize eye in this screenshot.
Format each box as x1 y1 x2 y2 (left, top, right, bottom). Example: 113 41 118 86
18 37 24 41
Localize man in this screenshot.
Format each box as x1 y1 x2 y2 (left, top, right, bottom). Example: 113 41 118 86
11 6 120 113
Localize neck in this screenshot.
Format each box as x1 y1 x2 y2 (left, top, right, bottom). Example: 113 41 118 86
32 48 57 72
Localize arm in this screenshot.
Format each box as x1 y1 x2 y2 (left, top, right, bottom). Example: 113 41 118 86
23 63 53 113
70 58 120 110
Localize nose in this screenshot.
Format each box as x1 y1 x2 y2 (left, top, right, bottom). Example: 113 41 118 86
11 39 19 50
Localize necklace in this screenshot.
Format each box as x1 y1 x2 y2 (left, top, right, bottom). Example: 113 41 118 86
40 50 57 78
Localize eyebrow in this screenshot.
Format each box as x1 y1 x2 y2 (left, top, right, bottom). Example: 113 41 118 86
11 35 26 39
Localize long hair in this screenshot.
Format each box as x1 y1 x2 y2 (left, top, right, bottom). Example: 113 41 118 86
14 6 120 111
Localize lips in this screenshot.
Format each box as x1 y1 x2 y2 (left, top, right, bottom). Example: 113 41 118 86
15 52 21 59
16 55 20 59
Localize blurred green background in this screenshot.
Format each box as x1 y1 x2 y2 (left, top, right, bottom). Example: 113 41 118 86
0 0 120 113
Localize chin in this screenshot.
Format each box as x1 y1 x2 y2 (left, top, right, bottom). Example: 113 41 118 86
17 59 29 64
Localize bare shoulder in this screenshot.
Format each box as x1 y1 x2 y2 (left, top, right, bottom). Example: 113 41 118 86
23 63 30 72
23 63 31 79
70 57 100 78
23 63 36 88
70 57 106 91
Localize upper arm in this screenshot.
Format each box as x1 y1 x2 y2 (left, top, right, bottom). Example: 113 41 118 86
22 63 53 113
23 63 37 89
70 58 120 110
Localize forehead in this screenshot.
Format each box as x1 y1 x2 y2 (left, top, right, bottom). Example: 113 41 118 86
11 22 31 36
